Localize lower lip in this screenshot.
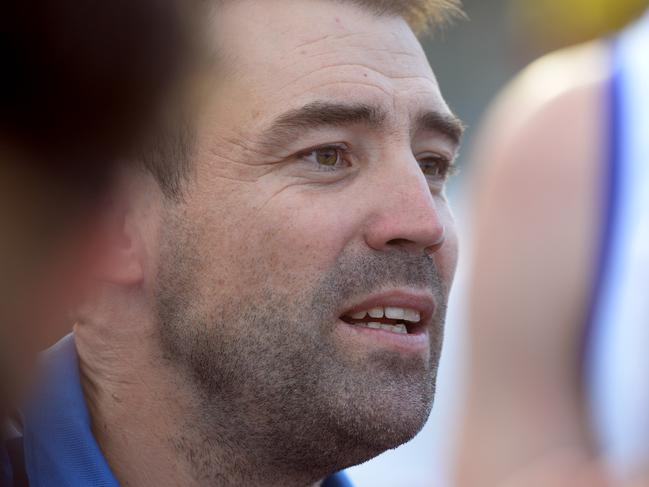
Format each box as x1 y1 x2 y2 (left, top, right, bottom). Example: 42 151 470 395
336 319 430 353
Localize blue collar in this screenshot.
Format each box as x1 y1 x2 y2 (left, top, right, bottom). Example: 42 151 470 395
323 472 354 487
22 335 352 487
22 335 119 486
1 441 12 487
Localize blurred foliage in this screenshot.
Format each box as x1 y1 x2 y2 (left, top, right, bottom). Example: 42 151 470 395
509 0 649 50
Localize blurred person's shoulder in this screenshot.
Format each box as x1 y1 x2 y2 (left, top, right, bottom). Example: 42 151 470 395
503 41 610 117
471 40 611 214
468 41 612 331
474 40 610 176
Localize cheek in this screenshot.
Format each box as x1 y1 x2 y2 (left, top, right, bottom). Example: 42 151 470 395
180 187 359 298
253 192 361 277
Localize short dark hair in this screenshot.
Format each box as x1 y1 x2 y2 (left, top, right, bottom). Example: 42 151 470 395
143 0 464 199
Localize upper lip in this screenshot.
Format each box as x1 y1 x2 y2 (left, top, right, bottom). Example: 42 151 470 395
339 288 437 325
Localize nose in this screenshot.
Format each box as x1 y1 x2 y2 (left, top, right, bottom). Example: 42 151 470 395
364 162 446 255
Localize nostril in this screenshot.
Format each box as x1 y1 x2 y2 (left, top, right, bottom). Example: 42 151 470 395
386 238 414 247
426 231 446 254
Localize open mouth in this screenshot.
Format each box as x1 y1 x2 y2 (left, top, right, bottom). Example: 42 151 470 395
340 306 424 336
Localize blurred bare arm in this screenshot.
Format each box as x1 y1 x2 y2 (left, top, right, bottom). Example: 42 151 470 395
453 43 610 487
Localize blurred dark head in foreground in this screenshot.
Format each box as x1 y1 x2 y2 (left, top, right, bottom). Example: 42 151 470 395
0 0 195 411
0 0 196 179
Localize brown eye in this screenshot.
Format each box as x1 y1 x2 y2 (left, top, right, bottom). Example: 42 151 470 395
315 148 340 167
299 145 350 171
418 155 453 180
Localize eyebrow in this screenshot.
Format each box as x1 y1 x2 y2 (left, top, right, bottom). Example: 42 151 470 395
415 110 465 145
258 101 464 149
259 101 386 148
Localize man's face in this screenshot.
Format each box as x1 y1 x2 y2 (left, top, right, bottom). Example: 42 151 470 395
155 0 460 471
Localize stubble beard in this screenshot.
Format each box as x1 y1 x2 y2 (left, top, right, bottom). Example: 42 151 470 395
154 218 448 485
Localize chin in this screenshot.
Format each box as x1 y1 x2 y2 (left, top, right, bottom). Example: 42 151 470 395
320 373 436 468
327 405 433 472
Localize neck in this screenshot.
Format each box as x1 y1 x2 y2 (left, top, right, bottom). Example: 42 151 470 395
75 324 327 487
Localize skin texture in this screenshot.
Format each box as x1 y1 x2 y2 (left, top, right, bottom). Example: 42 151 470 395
454 42 648 486
76 1 461 486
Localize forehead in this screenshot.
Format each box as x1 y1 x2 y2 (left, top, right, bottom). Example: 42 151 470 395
211 0 450 125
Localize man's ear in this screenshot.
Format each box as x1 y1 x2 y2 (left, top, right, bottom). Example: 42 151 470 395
91 175 148 287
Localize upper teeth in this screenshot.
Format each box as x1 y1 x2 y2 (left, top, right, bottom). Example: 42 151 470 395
350 307 421 323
